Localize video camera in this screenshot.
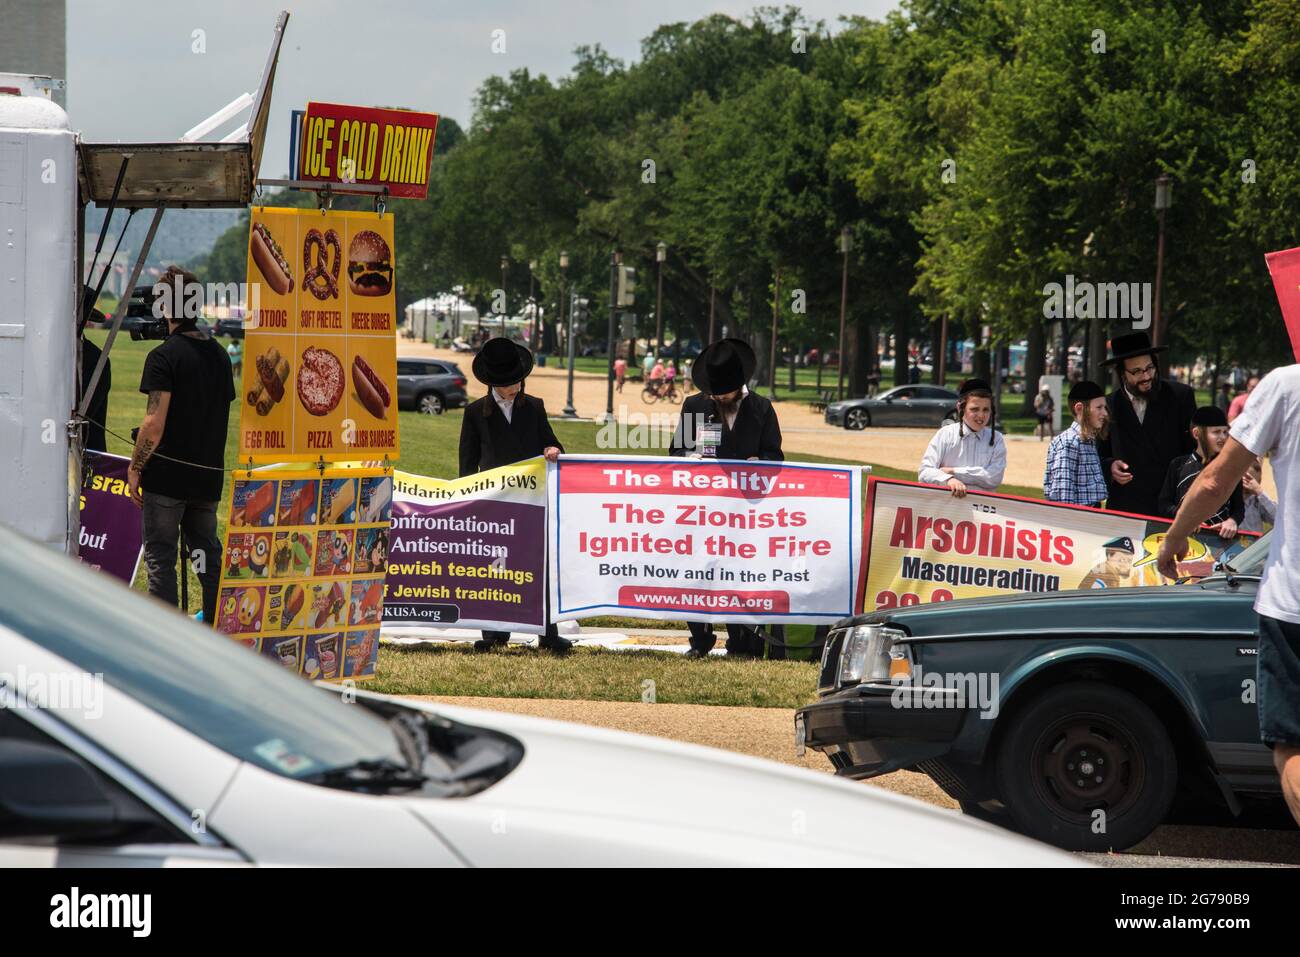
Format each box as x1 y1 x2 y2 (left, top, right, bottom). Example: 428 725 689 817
125 284 169 341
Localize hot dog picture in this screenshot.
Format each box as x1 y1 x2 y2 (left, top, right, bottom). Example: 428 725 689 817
250 222 294 295
297 346 344 416
351 355 391 419
346 229 393 297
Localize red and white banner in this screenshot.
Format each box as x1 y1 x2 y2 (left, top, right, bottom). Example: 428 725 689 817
1265 245 1300 362
548 455 864 625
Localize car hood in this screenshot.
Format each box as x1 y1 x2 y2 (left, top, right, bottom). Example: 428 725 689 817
854 579 1256 640
396 699 1082 867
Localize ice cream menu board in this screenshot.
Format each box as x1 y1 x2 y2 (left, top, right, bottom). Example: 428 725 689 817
213 466 394 682
241 206 399 463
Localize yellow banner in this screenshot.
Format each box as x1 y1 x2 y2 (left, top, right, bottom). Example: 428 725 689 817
240 207 399 462
213 465 394 682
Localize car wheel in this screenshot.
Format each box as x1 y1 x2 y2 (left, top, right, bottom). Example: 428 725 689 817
845 408 870 430
418 392 445 415
994 682 1177 852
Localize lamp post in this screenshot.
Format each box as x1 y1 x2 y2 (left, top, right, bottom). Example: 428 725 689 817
654 241 667 362
603 251 620 424
837 226 851 400
528 258 538 351
769 265 780 397
499 255 509 336
561 251 577 417
1153 174 1171 347
707 282 716 344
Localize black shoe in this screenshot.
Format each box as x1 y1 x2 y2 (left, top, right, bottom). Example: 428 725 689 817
473 638 507 652
537 636 574 653
683 648 709 659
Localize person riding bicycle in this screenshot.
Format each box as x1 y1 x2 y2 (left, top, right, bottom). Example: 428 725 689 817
649 359 666 396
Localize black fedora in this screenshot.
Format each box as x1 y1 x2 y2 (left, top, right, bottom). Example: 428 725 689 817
1103 331 1167 366
691 338 756 395
472 337 534 386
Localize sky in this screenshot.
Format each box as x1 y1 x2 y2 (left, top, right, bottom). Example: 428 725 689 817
67 0 900 178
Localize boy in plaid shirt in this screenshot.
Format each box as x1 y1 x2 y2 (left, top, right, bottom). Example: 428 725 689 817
1044 380 1110 508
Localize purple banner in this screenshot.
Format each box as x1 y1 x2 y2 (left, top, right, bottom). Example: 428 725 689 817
79 450 144 584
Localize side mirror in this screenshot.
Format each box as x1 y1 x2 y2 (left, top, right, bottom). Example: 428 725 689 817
0 739 125 840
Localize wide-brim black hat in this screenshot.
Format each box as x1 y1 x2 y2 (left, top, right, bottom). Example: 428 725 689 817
472 337 534 386
1103 331 1167 366
1068 380 1105 406
692 338 756 395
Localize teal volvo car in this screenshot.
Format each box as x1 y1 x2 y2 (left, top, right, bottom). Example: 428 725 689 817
797 532 1281 851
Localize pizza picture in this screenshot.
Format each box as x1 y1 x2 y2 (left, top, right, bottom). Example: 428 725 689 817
297 346 344 416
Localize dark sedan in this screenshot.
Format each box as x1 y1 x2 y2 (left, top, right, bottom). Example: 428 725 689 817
825 385 958 430
796 533 1283 851
396 358 469 415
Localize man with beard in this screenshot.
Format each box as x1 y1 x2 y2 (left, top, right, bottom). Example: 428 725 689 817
670 338 783 658
1043 380 1109 508
1078 535 1137 589
1157 406 1244 539
1096 332 1198 517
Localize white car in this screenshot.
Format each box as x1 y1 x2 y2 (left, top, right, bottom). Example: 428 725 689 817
0 526 1080 867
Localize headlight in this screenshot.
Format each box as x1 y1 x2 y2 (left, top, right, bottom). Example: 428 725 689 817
838 625 910 685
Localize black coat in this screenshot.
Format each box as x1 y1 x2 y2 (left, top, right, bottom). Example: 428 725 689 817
669 390 784 461
1096 379 1197 517
458 391 563 477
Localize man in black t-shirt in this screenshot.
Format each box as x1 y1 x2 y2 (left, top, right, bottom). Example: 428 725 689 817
126 267 236 622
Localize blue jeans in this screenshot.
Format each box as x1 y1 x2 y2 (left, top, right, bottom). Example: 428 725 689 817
142 491 222 623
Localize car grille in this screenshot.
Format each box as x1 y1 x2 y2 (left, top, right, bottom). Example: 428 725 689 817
916 759 970 801
817 628 845 692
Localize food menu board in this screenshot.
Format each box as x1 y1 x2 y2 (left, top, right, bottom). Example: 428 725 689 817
213 467 394 682
241 207 399 463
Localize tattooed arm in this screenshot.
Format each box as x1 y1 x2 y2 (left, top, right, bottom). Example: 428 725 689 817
127 390 171 505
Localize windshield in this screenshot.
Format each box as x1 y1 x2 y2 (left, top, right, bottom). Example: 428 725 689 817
1218 529 1273 578
0 525 404 781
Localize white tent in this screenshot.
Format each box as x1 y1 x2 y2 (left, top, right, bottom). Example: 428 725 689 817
404 292 479 343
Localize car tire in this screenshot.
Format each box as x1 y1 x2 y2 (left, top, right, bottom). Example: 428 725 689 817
845 408 870 430
418 392 445 415
994 682 1178 852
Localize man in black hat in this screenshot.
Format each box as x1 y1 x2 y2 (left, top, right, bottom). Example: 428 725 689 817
1078 536 1137 589
1096 331 1197 516
1043 380 1109 507
918 378 1006 497
1157 406 1243 537
670 338 783 658
459 337 571 652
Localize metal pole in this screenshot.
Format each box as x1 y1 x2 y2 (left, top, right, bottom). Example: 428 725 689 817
529 269 536 351
605 252 618 423
707 284 716 344
837 244 849 400
937 314 949 386
1153 206 1167 347
655 258 664 361
769 266 780 397
563 291 578 418
500 259 507 336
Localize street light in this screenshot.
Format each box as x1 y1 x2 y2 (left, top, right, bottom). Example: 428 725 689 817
1153 174 1172 347
561 251 578 417
499 255 509 336
654 241 667 363
837 226 852 400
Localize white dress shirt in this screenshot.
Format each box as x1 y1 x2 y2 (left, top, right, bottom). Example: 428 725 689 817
918 420 1007 491
491 388 515 423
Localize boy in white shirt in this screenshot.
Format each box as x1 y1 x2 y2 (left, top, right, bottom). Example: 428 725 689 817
918 378 1007 498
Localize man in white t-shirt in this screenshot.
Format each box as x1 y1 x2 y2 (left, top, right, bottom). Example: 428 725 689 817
1158 364 1300 824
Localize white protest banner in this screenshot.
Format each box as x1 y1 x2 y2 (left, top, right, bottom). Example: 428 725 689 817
549 455 864 625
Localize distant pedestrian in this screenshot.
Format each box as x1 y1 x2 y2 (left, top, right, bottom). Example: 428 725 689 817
919 378 1006 498
1157 406 1243 539
642 351 655 380
1043 380 1108 508
613 356 627 393
1228 374 1260 423
1241 457 1277 534
1158 364 1300 825
1033 387 1055 441
1215 382 1232 413
226 337 243 378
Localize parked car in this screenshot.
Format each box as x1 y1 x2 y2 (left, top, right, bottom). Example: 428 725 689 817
396 358 469 415
796 533 1282 852
214 317 245 339
825 385 959 430
0 525 1076 867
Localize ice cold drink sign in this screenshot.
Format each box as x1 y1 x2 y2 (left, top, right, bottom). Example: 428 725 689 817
548 456 864 625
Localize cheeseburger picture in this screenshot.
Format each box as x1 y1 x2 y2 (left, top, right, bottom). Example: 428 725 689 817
347 230 393 297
